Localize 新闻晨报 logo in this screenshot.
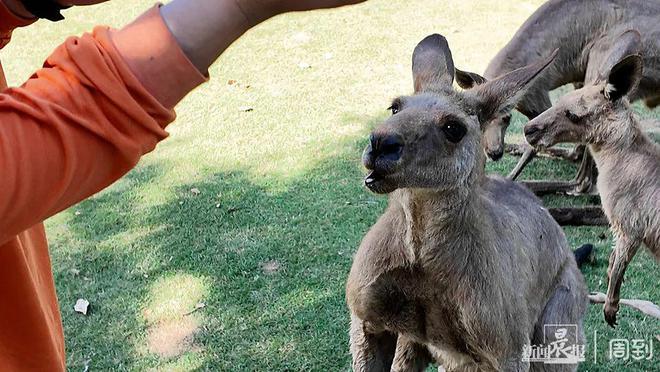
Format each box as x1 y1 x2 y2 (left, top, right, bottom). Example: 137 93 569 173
522 324 586 364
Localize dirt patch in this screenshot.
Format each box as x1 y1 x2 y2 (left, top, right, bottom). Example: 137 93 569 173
146 316 199 359
261 260 281 275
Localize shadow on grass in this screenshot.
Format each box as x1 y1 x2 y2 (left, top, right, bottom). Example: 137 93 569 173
48 133 390 370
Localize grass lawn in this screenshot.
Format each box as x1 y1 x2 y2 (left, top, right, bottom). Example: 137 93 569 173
3 0 658 370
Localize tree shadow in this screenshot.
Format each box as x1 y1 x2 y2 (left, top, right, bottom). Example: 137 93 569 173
48 131 387 370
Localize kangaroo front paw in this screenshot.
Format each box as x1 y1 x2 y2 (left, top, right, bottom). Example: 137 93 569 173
603 303 619 328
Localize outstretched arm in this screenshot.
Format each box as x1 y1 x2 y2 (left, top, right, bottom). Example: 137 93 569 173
0 0 365 244
160 0 364 74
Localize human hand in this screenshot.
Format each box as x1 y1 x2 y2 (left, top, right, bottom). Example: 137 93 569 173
234 0 366 26
4 0 110 19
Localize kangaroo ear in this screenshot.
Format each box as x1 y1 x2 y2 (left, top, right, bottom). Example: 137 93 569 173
412 34 455 93
455 68 487 89
605 54 643 101
467 49 558 124
586 30 641 85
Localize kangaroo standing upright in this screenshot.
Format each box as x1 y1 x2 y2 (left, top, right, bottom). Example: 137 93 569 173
346 35 587 372
524 33 660 327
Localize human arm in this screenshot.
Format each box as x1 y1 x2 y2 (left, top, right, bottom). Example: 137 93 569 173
0 0 365 244
160 0 365 73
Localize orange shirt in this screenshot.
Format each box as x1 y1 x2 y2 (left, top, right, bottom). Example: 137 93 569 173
0 4 204 370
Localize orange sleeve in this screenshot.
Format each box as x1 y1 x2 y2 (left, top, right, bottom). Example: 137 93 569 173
0 6 205 244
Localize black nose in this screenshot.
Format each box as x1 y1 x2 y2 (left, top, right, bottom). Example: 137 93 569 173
370 133 404 163
524 125 541 137
487 149 503 161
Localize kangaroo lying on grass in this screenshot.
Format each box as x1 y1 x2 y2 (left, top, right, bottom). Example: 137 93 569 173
524 44 660 327
346 34 587 371
456 0 660 186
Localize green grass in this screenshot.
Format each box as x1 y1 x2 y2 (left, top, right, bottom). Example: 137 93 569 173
3 0 658 370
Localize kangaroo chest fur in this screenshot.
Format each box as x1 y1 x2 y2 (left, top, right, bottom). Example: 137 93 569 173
356 263 473 354
348 188 524 362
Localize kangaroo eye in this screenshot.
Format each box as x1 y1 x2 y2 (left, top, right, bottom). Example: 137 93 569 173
388 103 400 115
442 121 467 143
565 110 582 123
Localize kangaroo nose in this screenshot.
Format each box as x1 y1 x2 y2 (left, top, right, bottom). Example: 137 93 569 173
487 148 504 161
370 133 404 162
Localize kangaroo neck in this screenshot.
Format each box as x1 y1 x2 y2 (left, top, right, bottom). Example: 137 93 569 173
589 112 642 166
391 186 476 262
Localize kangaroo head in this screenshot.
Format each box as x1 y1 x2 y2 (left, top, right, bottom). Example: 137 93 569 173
363 34 556 194
524 31 642 149
455 68 512 161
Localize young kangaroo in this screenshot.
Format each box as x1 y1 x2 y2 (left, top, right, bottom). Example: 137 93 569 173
455 0 660 162
346 35 587 371
524 45 660 327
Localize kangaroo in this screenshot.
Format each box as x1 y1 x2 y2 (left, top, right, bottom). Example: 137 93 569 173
524 45 660 327
455 0 660 165
346 34 587 372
